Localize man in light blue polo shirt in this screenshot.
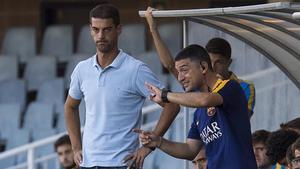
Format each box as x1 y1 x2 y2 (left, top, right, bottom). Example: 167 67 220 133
64 3 179 169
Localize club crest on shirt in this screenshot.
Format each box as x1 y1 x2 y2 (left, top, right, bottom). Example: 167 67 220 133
207 107 216 116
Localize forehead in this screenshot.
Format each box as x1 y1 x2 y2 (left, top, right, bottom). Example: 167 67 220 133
175 58 192 68
208 53 227 60
90 17 114 27
57 144 72 152
253 142 266 148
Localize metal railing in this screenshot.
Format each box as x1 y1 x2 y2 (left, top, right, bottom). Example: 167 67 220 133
0 104 163 169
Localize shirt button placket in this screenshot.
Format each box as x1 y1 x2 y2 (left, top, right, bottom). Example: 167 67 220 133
99 71 106 86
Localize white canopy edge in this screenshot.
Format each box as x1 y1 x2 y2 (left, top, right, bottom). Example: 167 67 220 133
292 12 300 19
139 2 290 18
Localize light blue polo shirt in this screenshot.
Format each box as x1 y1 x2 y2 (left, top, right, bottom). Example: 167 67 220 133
68 50 163 167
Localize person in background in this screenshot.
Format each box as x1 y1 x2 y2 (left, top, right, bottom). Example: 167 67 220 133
192 146 207 169
54 135 77 169
280 118 300 135
205 38 255 118
266 129 299 168
252 130 273 169
287 138 300 169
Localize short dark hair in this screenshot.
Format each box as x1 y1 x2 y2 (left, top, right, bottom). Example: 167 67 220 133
286 145 294 164
54 135 71 152
266 129 299 164
252 130 270 145
280 118 300 130
175 44 213 70
205 38 231 59
89 3 120 26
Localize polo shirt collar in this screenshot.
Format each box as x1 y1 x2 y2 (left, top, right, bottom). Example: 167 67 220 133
92 49 125 69
109 49 125 68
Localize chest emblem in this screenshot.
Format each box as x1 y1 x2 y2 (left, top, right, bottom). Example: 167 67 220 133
207 107 216 116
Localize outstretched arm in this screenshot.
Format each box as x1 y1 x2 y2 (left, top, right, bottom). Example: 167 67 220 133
145 7 178 78
135 129 202 160
146 83 223 108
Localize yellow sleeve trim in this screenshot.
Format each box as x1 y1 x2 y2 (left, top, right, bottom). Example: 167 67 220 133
212 79 230 93
247 83 255 111
275 163 282 169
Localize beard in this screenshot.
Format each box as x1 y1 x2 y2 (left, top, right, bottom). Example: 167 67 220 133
96 43 113 53
63 162 76 169
96 40 114 53
257 160 272 169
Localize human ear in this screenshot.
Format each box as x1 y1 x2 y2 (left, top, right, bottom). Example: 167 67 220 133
200 62 208 73
117 24 122 36
228 58 232 66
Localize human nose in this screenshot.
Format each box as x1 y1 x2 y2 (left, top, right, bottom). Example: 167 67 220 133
96 29 105 39
253 148 257 155
178 72 185 83
211 62 218 72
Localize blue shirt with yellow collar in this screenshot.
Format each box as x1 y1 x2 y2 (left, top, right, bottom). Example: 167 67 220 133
188 79 257 169
230 72 255 117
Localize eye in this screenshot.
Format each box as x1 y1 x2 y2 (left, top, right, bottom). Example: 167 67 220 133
92 27 99 33
180 69 188 74
214 60 221 65
103 27 113 33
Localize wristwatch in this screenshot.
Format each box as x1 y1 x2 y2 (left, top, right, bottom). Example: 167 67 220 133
161 88 170 103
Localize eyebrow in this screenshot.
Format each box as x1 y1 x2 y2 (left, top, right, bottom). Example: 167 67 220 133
179 64 189 68
91 26 114 29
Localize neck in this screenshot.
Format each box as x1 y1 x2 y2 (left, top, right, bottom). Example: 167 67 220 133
199 83 209 92
205 71 219 92
63 163 77 169
222 70 231 80
96 48 119 68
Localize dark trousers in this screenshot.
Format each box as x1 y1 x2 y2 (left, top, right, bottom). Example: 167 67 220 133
80 166 127 169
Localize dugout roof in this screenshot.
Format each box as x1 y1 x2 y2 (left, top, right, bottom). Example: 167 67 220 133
139 2 300 88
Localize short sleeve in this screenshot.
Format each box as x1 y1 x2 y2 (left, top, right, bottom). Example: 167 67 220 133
135 63 164 97
68 63 83 100
217 80 246 111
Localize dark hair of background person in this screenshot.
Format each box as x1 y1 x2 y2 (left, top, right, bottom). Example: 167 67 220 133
280 118 300 130
54 135 71 152
286 145 294 165
252 129 271 145
205 37 231 60
266 129 299 165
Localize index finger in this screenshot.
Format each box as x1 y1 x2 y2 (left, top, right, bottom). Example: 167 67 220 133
132 128 143 134
123 154 134 163
146 7 152 12
133 129 153 136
